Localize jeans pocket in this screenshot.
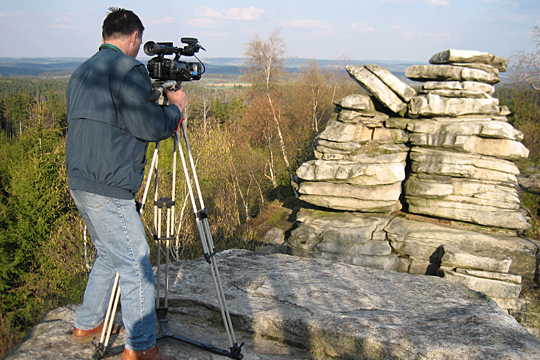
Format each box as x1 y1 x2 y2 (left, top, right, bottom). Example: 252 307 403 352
77 191 110 209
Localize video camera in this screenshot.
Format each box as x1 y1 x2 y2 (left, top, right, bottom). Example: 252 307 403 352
144 38 205 82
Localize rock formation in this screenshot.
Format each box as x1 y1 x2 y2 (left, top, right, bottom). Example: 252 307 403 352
7 250 540 359
404 49 529 230
290 49 540 336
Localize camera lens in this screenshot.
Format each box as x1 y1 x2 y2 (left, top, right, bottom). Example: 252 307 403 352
144 41 158 56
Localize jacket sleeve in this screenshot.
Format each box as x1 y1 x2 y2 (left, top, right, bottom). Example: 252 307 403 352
117 64 182 142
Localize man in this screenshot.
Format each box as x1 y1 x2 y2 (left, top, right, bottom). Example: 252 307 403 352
65 7 186 360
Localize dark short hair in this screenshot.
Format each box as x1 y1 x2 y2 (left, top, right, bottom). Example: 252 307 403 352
102 7 144 40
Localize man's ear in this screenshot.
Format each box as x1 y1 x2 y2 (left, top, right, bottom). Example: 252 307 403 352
129 31 140 45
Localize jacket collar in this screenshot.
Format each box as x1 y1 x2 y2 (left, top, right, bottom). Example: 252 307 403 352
99 43 123 54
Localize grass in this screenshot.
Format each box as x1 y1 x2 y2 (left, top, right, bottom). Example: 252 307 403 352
197 75 250 89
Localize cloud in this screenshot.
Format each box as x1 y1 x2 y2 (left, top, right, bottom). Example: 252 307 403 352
489 13 528 23
392 25 456 41
0 11 25 18
48 23 87 31
144 16 179 27
421 0 451 7
54 15 72 23
484 0 519 9
380 0 450 5
380 0 413 4
282 19 332 30
349 22 376 33
181 17 221 29
347 22 376 38
196 6 273 21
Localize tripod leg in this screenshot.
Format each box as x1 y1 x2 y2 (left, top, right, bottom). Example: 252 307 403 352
95 272 121 358
175 128 242 354
103 281 121 350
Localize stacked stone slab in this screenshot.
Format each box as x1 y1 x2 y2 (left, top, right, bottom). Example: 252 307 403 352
286 208 399 270
437 245 522 306
291 65 413 270
404 49 530 231
295 88 410 213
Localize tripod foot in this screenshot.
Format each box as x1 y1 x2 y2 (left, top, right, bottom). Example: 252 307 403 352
230 342 245 360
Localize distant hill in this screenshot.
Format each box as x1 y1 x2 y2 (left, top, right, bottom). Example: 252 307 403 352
0 58 83 78
0 57 425 79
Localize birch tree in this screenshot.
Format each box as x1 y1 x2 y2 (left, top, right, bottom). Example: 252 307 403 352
242 28 297 198
511 25 540 91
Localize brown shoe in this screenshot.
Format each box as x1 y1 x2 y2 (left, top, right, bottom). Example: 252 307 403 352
121 345 176 360
71 322 123 344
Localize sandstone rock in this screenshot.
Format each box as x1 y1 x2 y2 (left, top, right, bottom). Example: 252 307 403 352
286 208 399 268
455 268 522 284
385 217 538 278
409 93 501 117
263 227 286 245
346 65 407 114
429 49 508 72
298 181 402 201
409 147 520 183
334 94 376 112
491 297 540 313
407 119 524 141
406 64 500 84
422 80 495 94
385 117 413 129
405 196 530 230
443 269 522 299
296 159 406 185
9 250 540 359
410 162 517 185
518 174 540 195
316 239 392 256
409 134 529 160
170 250 536 358
298 194 401 212
315 143 409 162
364 63 416 102
315 138 363 154
405 174 520 206
373 127 409 143
318 120 368 143
295 207 392 230
501 105 512 116
431 114 509 122
420 89 494 99
451 62 501 75
338 109 387 125
440 245 513 272
458 136 528 160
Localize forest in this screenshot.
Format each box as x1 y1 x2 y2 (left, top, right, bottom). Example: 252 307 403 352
1 27 540 357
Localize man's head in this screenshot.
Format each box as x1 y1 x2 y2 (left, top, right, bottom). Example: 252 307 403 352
102 7 144 41
102 7 144 58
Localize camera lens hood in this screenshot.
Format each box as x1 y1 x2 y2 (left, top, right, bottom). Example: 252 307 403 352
144 41 159 56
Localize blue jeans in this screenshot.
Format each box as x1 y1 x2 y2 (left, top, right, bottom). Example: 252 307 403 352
70 190 156 351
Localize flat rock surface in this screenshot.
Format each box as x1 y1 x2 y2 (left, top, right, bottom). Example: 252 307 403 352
7 250 540 359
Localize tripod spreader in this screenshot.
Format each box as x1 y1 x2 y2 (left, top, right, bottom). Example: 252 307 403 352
196 209 208 219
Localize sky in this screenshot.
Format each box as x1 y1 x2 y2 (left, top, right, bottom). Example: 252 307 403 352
0 0 539 64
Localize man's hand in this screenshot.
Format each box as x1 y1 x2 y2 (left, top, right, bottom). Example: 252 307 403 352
164 86 188 112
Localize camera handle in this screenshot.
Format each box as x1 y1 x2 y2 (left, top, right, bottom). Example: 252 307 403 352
149 80 178 103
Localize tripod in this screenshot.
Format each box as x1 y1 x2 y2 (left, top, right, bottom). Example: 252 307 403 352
93 121 244 359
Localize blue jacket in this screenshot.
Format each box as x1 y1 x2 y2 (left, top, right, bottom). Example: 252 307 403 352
66 46 182 199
